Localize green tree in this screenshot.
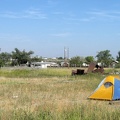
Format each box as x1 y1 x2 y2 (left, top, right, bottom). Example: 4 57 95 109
0 52 12 67
31 56 43 62
85 56 94 64
70 56 85 67
115 51 120 68
12 48 34 66
96 50 113 67
57 57 63 60
0 59 3 67
116 51 120 62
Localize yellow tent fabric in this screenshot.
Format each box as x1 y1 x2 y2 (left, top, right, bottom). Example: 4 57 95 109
88 75 120 100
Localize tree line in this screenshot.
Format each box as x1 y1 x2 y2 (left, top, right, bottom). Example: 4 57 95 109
70 50 120 68
0 48 120 68
0 48 41 67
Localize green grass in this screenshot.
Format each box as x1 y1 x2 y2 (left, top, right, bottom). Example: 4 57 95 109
1 103 120 120
0 68 71 78
0 67 119 119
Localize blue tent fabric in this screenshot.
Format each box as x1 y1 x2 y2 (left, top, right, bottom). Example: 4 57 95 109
113 79 120 100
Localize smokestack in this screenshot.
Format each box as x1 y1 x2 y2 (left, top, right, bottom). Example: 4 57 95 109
64 47 67 60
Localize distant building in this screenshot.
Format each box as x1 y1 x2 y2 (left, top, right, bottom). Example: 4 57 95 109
82 63 88 67
31 61 59 68
60 62 69 67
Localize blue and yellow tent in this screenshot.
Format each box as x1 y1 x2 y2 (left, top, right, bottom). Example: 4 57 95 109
88 75 120 100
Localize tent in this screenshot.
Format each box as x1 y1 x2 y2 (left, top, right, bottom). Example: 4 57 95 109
88 75 120 101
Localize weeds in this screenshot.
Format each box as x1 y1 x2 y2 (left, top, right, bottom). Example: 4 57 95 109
0 68 119 119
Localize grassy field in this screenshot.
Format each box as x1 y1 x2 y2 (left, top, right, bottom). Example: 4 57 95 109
0 67 120 120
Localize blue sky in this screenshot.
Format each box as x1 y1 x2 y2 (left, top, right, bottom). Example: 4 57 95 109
0 0 120 58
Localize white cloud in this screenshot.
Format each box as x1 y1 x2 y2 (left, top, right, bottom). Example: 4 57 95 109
0 8 47 19
0 33 31 43
87 10 120 20
24 8 47 19
1 11 19 18
50 32 70 37
63 16 95 24
63 10 120 24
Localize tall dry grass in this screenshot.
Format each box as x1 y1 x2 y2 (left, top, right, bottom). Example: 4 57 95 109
0 68 119 119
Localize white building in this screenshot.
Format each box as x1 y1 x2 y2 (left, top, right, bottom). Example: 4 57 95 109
31 61 59 68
